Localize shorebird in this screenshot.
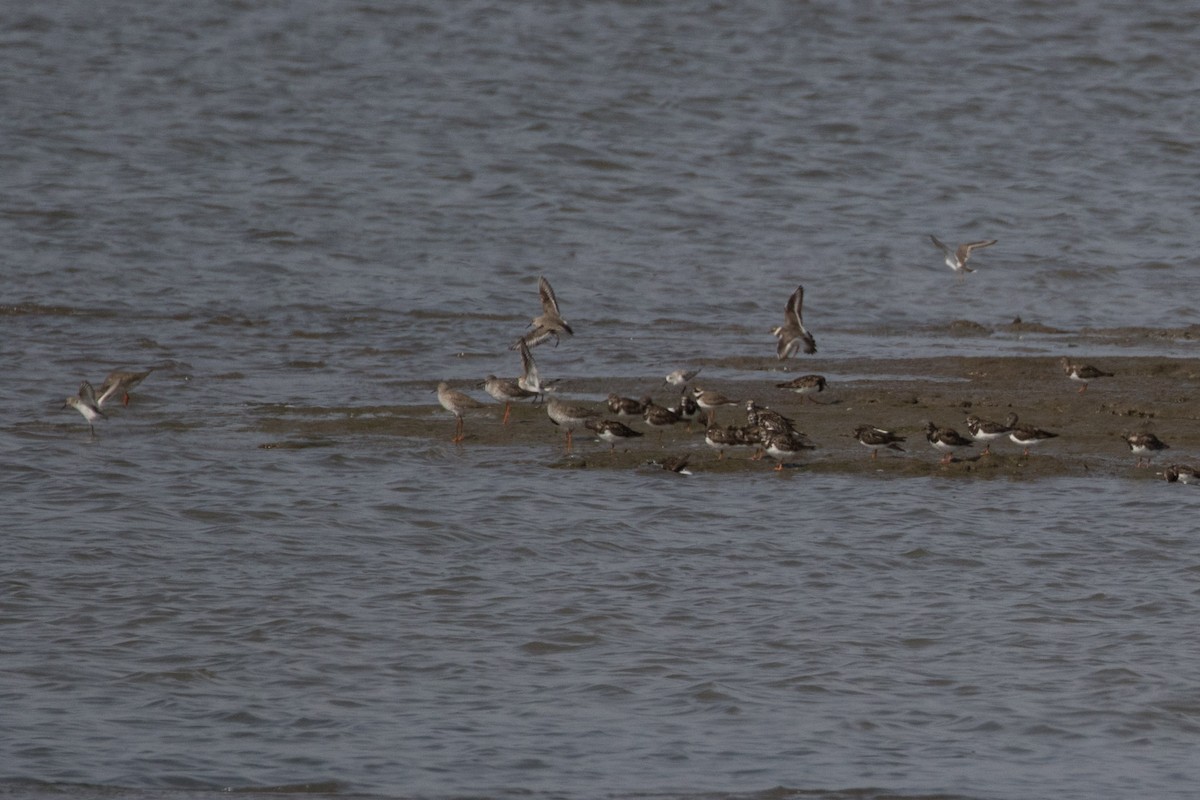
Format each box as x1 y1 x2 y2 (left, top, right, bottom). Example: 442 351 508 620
1163 464 1199 484
642 397 682 439
1009 422 1059 457
692 387 738 425
1123 431 1169 468
481 375 537 424
96 367 154 408
745 399 796 438
929 235 997 282
775 374 827 403
853 425 906 460
763 429 815 471
512 276 573 350
436 381 486 443
771 284 817 359
1060 357 1113 393
585 418 643 453
545 396 600 454
665 368 701 386
606 393 646 416
656 454 693 475
516 339 554 402
965 412 1018 455
676 388 701 429
704 422 759 461
63 380 106 436
925 421 974 464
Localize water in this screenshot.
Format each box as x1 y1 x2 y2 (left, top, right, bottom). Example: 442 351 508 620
4 2 1200 798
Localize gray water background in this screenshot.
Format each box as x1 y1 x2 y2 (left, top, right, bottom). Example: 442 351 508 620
4 2 1200 799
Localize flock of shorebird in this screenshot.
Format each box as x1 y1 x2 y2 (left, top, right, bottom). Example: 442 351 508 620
59 240 1192 483
434 249 1195 481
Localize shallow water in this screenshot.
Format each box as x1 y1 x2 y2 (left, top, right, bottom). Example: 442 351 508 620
5 2 1200 799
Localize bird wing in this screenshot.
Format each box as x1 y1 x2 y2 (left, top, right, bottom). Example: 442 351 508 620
929 234 952 255
538 276 560 316
958 240 997 261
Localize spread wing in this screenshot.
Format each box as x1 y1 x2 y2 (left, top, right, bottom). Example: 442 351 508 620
957 239 997 261
929 234 952 255
538 276 560 316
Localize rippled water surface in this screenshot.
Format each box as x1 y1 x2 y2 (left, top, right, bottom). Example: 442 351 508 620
5 2 1200 799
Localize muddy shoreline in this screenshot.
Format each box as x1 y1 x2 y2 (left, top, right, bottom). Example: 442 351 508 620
253 353 1200 479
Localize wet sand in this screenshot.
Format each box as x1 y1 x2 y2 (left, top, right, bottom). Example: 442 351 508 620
253 351 1200 479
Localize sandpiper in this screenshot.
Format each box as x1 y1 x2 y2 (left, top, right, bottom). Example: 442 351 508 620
704 422 759 460
586 418 644 452
606 393 646 416
665 368 701 386
853 425 906 460
775 374 827 403
481 375 537 424
96 367 154 408
771 284 817 359
1163 464 1199 484
516 339 554 402
545 396 600 454
1059 357 1113 393
1009 422 1059 457
929 235 997 282
63 380 106 436
965 412 1018 455
925 421 974 464
692 387 738 425
763 429 814 471
1123 431 1169 468
512 276 573 350
436 381 486 444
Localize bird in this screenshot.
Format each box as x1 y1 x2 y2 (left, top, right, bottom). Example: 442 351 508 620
745 400 797 442
965 412 1019 455
606 393 646 416
512 276 573 350
481 375 537 425
641 397 682 438
63 380 106 436
586 418 644 452
691 387 739 425
436 382 486 444
1060 357 1113 393
762 430 815 471
771 284 817 359
516 339 553 402
545 396 600 454
925 421 974 464
1009 422 1059 457
775 374 827 403
1163 464 1199 485
95 367 154 408
656 454 693 475
665 368 702 386
704 422 760 460
675 387 701 429
929 235 997 282
853 425 906 460
1123 431 1169 468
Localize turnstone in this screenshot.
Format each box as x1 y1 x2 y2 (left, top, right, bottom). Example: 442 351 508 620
1123 431 1169 468
657 454 693 475
511 276 573 350
1059 357 1113 393
929 235 997 282
763 429 815 471
481 375 537 424
691 387 739 425
771 284 817 359
436 381 486 444
704 422 760 460
745 400 795 435
1163 464 1199 484
96 367 154 408
606 393 646 416
925 421 974 464
586 418 644 452
63 380 106 436
853 425 906 460
1009 422 1059 457
775 374 827 403
641 397 682 434
545 396 600 454
665 368 701 386
965 412 1018 455
676 388 701 429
